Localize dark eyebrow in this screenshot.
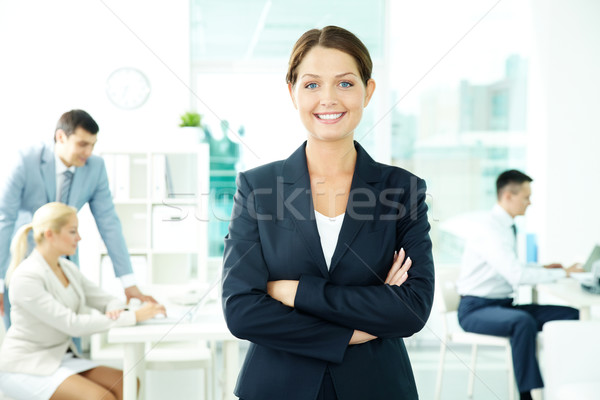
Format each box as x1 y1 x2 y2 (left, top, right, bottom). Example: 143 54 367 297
335 72 358 78
300 72 358 80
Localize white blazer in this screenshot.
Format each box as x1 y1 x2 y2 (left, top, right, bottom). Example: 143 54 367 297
0 250 136 375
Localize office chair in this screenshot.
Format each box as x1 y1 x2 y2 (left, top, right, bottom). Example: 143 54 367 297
435 267 517 400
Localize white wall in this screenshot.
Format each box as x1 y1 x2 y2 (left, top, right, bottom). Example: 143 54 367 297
527 0 600 265
0 0 191 154
0 0 192 288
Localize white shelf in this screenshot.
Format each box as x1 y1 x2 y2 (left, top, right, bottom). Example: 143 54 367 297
97 143 210 287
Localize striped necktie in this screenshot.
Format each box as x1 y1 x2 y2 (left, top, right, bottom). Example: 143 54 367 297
60 170 73 204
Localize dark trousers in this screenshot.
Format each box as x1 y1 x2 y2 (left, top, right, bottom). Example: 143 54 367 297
240 370 338 400
458 296 579 392
316 370 338 400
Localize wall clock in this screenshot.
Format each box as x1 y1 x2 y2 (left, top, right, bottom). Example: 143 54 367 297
106 67 151 109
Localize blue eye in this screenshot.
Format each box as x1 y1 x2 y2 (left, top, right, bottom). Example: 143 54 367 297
339 81 353 88
305 83 318 89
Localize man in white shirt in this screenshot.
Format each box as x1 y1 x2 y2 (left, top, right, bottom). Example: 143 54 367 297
456 170 581 400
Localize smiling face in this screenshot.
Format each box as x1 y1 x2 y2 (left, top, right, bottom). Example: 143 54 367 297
288 46 375 143
55 127 97 167
48 213 81 256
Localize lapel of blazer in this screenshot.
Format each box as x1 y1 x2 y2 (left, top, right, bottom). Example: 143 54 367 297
31 250 69 304
33 250 86 311
281 142 329 279
40 143 56 203
68 163 86 207
60 259 86 312
329 142 382 274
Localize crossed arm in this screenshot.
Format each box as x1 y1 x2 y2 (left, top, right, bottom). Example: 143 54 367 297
267 249 413 344
222 172 434 363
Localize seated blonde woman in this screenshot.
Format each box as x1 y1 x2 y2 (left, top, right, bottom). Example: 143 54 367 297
0 202 165 400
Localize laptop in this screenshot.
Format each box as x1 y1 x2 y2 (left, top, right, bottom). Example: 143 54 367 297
575 245 600 294
581 245 600 272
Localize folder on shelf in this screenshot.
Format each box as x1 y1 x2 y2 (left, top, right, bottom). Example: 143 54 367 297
114 155 130 200
152 154 167 200
165 154 197 199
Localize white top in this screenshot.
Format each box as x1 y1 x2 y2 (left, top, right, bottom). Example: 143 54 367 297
456 204 566 298
314 210 345 270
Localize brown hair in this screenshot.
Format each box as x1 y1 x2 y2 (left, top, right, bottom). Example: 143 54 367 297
286 26 373 87
54 109 99 142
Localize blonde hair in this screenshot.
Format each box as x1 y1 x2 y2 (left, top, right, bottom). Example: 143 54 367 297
5 202 77 286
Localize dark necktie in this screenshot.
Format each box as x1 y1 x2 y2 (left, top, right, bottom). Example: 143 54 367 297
60 170 73 204
511 224 518 253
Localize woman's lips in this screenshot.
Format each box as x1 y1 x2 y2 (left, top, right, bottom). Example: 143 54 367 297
314 112 346 123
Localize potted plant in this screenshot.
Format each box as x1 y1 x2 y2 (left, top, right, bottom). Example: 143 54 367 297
179 111 204 143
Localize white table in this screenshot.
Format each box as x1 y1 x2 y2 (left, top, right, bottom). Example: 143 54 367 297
535 278 600 320
108 313 239 400
555 382 600 399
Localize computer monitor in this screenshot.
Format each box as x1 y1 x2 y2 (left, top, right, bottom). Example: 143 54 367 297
582 245 600 272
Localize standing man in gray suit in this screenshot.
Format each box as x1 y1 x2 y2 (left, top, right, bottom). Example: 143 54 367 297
0 109 155 328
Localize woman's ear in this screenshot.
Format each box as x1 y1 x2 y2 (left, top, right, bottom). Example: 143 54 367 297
44 228 55 241
363 79 376 108
288 83 298 109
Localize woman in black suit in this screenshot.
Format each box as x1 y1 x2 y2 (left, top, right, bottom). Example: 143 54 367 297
222 26 435 400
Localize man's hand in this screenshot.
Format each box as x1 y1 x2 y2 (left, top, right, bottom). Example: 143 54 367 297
0 295 3 317
125 285 157 304
565 263 584 277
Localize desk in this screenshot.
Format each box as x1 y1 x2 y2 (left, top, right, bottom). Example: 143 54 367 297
108 313 239 400
535 278 600 320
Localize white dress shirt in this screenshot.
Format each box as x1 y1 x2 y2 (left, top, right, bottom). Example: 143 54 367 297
456 204 566 299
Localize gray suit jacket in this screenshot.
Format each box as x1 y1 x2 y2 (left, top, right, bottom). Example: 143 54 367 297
0 250 135 375
0 141 132 280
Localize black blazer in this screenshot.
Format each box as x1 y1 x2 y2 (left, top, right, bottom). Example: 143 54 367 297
222 141 434 400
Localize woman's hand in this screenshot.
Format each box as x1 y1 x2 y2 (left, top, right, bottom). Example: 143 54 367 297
385 248 412 286
349 329 377 345
267 280 299 308
105 309 124 320
565 263 584 277
134 302 167 322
